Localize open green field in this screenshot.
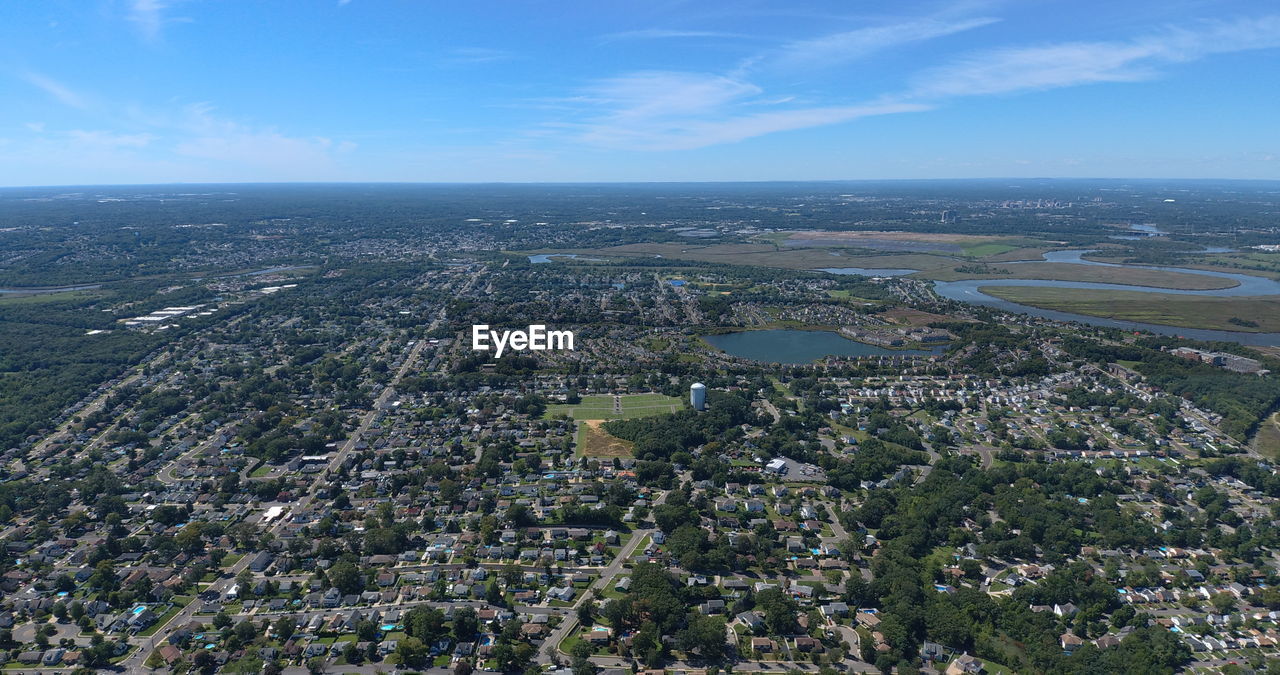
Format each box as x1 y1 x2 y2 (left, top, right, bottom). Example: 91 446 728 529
1253 412 1280 459
0 288 110 305
923 262 1237 290
981 286 1280 332
959 242 1019 257
547 394 682 458
1194 250 1280 279
546 393 683 420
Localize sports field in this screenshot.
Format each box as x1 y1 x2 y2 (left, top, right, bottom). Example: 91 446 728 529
545 393 683 420
545 394 684 458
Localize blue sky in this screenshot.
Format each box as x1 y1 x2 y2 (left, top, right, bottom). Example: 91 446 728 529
1 0 1278 185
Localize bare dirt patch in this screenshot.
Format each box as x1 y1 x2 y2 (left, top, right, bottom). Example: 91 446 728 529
578 420 634 458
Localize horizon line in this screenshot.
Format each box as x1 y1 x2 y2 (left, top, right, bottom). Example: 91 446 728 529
2 176 1280 190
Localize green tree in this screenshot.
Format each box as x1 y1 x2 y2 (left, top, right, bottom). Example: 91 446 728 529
394 636 429 668
755 588 799 635
327 560 363 594
274 616 295 641
343 641 362 664
676 613 727 662
453 606 479 641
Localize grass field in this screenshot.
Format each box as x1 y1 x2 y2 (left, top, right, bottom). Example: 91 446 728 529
960 242 1019 257
981 286 1280 332
1253 412 1280 459
876 307 958 326
923 262 1237 290
982 246 1052 262
546 394 683 458
0 288 109 305
545 393 683 420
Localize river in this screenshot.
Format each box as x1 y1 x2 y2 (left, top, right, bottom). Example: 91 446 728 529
932 250 1280 345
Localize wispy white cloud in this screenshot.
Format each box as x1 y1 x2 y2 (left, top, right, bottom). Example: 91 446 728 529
910 15 1280 99
564 14 1280 152
580 100 930 151
770 17 999 71
22 72 87 109
0 80 354 183
598 29 755 43
587 71 762 121
66 129 156 149
167 103 352 172
442 47 514 66
566 71 927 150
128 0 169 41
555 9 995 149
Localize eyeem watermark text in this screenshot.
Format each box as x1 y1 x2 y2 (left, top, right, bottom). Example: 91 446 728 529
472 324 574 358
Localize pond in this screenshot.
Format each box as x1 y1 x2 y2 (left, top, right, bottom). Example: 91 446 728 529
703 329 945 364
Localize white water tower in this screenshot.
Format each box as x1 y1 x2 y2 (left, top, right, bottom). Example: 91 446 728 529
690 382 707 411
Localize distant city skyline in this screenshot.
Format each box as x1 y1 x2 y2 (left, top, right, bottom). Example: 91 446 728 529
1 0 1279 186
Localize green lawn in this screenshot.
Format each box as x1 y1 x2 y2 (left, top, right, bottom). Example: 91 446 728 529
546 393 683 421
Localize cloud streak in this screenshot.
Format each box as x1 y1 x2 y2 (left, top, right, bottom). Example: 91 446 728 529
599 29 755 43
564 14 1280 152
128 0 170 41
441 47 514 66
1 77 354 184
566 71 928 150
22 72 86 109
173 103 351 171
579 99 930 151
557 9 998 150
910 15 1280 99
770 16 999 70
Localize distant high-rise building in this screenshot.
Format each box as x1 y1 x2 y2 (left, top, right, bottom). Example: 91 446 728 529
690 382 706 411
940 210 954 223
